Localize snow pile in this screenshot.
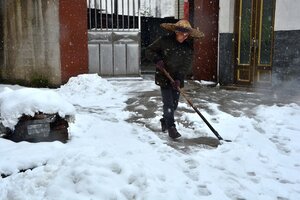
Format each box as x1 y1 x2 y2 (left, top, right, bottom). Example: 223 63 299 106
195 80 217 86
255 103 300 154
185 103 300 199
0 139 65 176
58 74 125 107
0 88 75 129
0 78 300 200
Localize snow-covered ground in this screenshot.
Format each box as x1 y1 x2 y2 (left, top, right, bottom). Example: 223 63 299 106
0 74 299 200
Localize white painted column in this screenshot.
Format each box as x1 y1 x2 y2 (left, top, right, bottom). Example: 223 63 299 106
217 0 235 84
219 0 235 34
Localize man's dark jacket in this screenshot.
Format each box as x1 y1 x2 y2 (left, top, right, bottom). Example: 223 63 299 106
146 33 193 88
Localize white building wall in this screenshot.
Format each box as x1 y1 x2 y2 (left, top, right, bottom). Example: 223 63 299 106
219 0 235 33
275 0 300 31
218 0 300 33
2 0 61 85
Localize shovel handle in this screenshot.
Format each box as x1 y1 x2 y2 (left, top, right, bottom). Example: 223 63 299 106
161 68 225 141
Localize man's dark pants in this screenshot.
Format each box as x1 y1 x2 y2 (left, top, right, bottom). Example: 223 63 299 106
160 86 180 129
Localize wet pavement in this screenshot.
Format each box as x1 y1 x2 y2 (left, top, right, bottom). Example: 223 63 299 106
123 75 300 151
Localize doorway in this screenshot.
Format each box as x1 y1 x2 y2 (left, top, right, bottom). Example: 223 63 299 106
234 0 276 86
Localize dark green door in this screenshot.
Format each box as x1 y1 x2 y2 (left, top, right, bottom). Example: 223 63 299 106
235 0 275 86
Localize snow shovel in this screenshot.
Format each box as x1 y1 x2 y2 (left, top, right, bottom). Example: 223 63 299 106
161 68 231 142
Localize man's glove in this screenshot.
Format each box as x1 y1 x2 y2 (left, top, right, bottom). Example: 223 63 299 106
172 80 180 89
156 60 165 71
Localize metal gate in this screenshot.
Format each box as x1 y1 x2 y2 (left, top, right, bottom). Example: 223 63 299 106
87 0 141 76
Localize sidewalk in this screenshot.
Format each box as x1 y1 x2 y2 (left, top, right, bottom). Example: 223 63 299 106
118 74 300 150
1 74 299 200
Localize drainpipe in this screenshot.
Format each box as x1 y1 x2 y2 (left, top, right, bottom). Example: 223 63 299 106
184 0 189 20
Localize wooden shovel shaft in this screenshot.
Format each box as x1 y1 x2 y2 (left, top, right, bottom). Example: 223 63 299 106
161 68 224 141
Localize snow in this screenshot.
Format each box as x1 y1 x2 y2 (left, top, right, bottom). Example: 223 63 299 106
195 80 216 86
58 74 124 107
1 74 300 200
0 87 75 130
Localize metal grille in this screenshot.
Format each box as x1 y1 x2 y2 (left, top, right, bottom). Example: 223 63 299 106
87 0 141 31
87 0 141 77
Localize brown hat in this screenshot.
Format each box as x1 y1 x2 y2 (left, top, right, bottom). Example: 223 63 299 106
160 19 204 38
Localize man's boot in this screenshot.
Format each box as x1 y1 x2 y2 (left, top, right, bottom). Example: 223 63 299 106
160 118 167 132
168 127 181 139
